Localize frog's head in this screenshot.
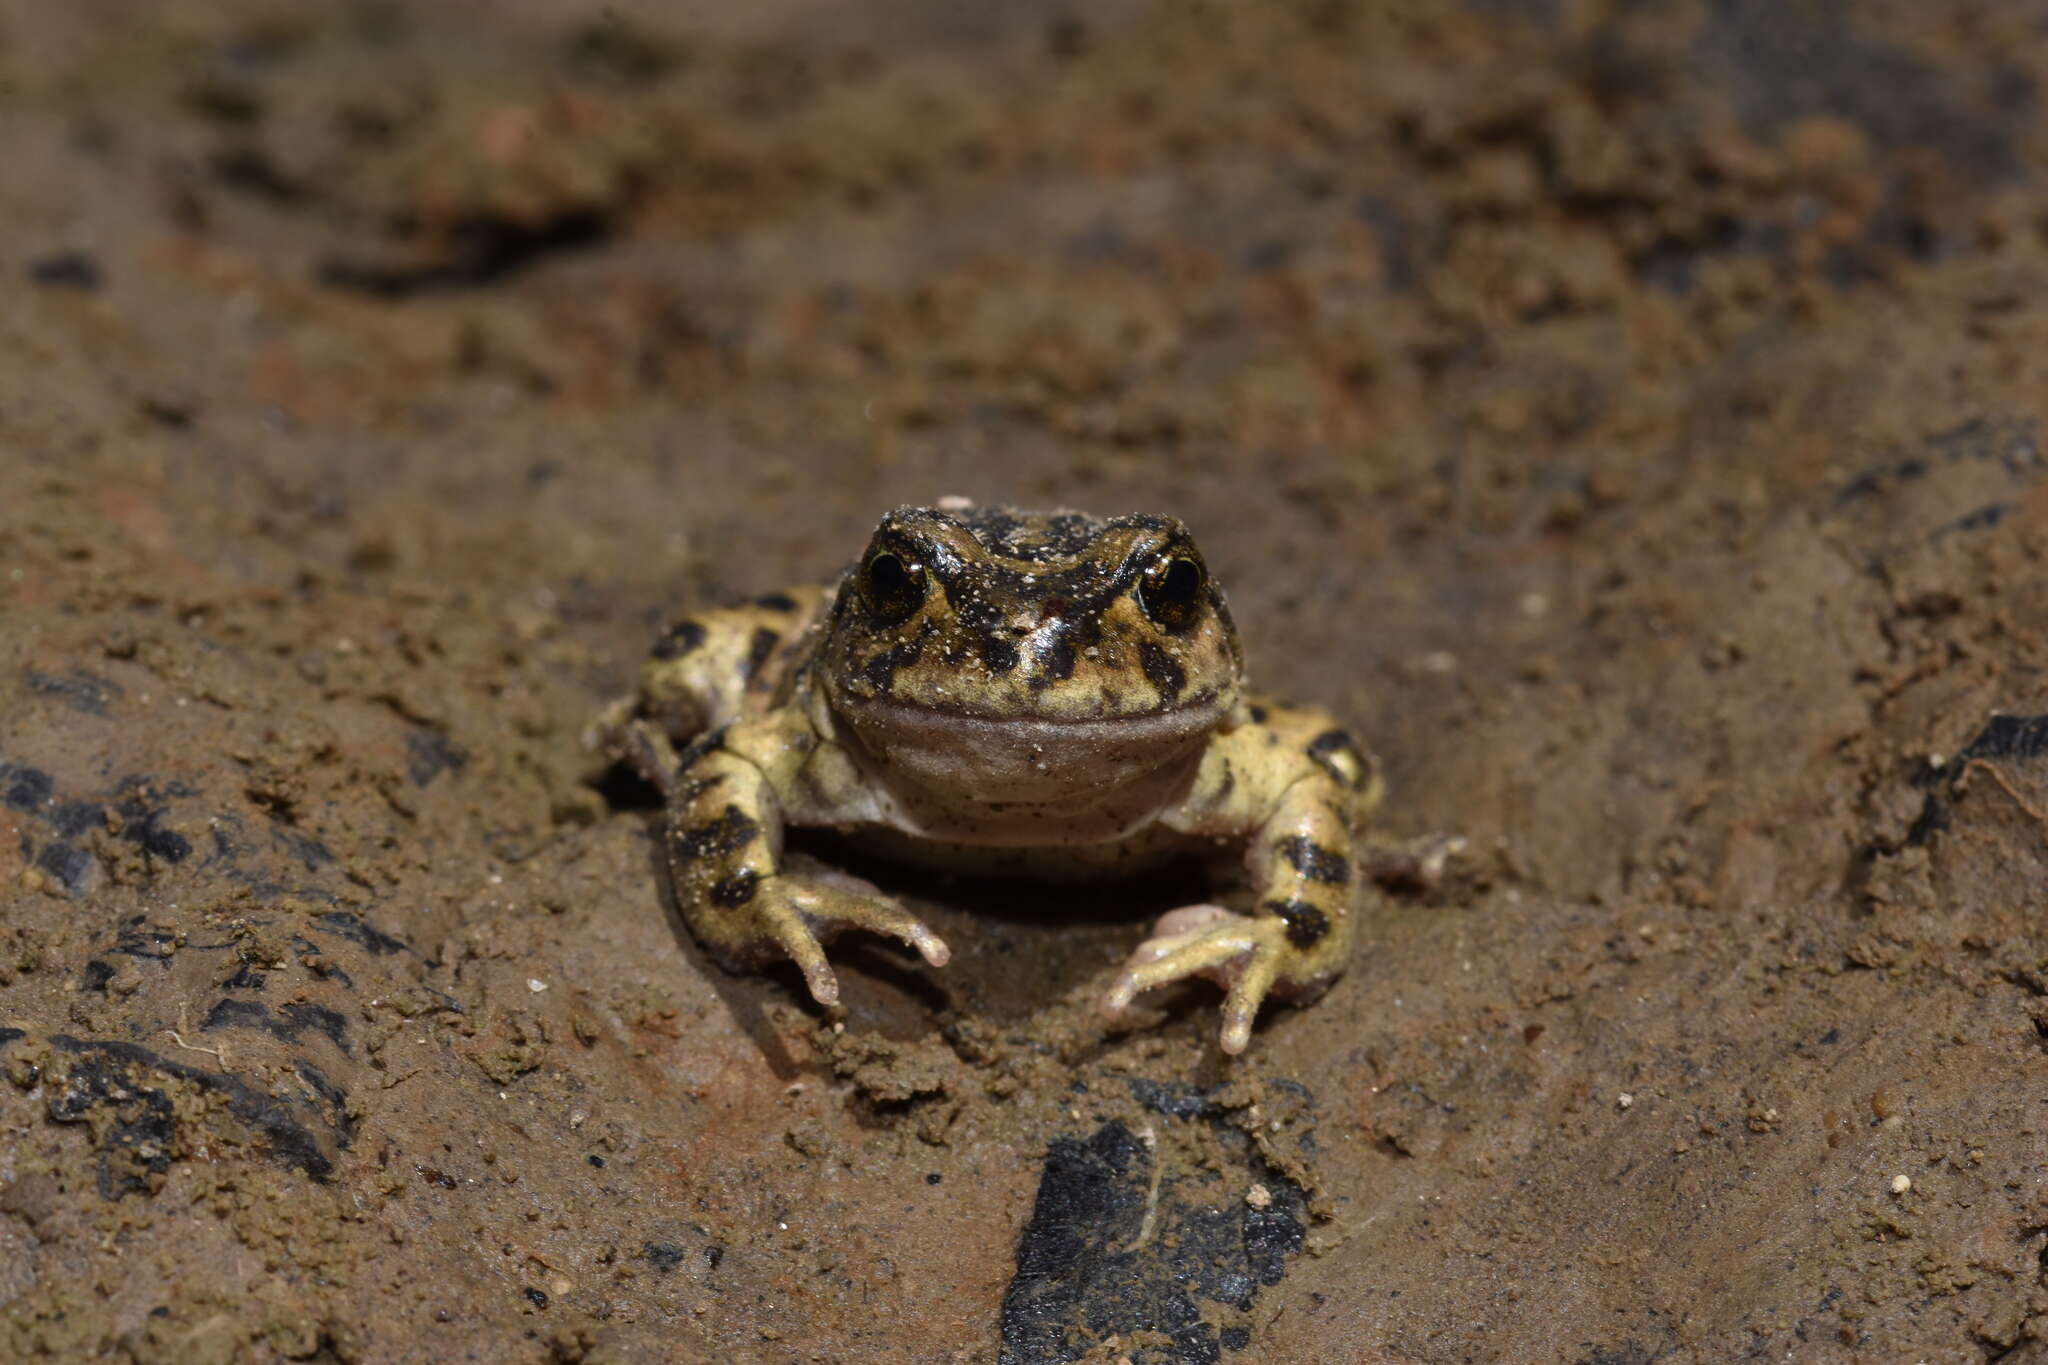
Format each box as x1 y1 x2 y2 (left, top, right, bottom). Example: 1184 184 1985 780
818 504 1244 805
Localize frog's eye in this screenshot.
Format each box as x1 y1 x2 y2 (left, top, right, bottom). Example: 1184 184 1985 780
861 549 929 625
1138 554 1205 632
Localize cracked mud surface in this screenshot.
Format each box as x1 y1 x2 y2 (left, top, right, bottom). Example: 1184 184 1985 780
4 2 2048 1361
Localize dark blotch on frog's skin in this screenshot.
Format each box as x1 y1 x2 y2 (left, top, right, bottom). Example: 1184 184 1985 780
653 618 708 660
980 634 1022 676
1033 632 1078 688
743 628 781 680
673 805 760 860
677 725 732 770
1265 898 1330 948
709 869 761 908
958 506 1103 564
861 624 931 693
673 774 724 805
1247 703 1269 724
1306 729 1364 788
752 592 800 612
1276 835 1350 884
1138 641 1185 702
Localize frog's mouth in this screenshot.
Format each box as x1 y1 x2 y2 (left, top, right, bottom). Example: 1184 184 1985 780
834 695 1224 811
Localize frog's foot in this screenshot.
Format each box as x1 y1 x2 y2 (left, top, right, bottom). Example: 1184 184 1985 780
589 712 686 798
740 874 951 1010
583 694 639 756
1103 904 1292 1055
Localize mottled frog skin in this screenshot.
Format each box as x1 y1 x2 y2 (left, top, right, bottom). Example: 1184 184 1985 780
594 503 1382 1053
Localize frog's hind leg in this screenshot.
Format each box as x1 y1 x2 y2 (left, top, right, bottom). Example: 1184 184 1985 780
587 592 822 790
629 591 824 744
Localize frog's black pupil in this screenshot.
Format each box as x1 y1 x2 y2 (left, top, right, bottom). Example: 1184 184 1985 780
866 550 925 622
871 552 908 594
1141 556 1203 629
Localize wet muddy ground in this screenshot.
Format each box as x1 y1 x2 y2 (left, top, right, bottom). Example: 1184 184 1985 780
4 2 2048 1361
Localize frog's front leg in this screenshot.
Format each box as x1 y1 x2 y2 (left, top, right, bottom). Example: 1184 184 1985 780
664 718 950 1008
1108 708 1377 1053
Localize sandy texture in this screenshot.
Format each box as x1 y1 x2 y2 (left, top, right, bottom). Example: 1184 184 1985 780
3 1 2048 1360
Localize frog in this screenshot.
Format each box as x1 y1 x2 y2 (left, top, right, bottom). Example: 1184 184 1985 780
591 500 1384 1053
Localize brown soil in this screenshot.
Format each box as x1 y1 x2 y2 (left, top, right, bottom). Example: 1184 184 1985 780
4 2 2048 1361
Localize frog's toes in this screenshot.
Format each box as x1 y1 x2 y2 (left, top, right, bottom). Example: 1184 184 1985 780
1104 906 1290 1055
754 876 951 1009
582 695 638 755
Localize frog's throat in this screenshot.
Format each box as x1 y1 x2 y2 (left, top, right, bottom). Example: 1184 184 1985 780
831 695 1222 809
